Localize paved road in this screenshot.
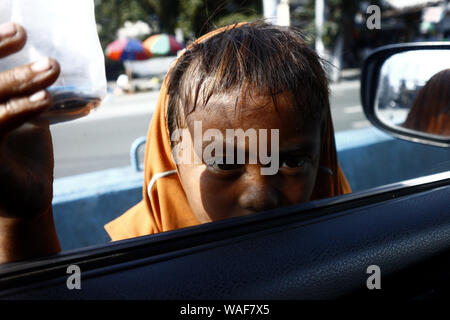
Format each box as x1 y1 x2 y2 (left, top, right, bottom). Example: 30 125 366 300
329 79 370 131
51 92 157 178
51 79 370 178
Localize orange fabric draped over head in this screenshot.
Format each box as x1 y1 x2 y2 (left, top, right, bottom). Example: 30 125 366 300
105 23 352 241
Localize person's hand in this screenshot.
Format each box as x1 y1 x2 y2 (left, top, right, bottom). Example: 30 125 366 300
0 22 61 263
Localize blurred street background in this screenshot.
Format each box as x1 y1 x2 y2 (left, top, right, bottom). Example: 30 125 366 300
51 0 450 178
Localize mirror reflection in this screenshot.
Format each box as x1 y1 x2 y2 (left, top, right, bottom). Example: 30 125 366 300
375 50 450 137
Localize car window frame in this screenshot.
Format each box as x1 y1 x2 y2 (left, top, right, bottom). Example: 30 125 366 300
1 171 449 292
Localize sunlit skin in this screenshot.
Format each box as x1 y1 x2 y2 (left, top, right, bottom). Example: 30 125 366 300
175 87 322 223
0 23 61 263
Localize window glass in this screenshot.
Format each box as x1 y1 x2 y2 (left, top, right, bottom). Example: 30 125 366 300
0 0 449 261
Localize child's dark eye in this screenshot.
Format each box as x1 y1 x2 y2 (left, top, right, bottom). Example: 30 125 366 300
279 156 310 175
208 162 244 172
205 158 244 176
280 157 306 168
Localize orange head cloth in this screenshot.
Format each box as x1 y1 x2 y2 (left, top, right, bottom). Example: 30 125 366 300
104 23 352 241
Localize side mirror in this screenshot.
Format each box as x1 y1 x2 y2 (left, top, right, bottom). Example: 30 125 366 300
361 42 450 147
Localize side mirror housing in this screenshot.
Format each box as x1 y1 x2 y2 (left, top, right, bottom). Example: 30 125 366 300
361 42 450 147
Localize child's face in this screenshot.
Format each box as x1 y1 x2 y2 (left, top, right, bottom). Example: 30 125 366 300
175 88 322 223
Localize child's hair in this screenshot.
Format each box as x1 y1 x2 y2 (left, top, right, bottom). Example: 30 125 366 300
403 68 450 135
167 21 330 143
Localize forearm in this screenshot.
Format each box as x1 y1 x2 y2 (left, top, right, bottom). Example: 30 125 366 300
0 207 61 264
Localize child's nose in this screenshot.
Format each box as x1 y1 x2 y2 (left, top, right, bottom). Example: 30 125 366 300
238 167 281 212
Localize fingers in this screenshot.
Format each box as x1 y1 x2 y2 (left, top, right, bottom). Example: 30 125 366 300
0 57 60 102
0 23 26 59
0 90 53 135
0 22 60 135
